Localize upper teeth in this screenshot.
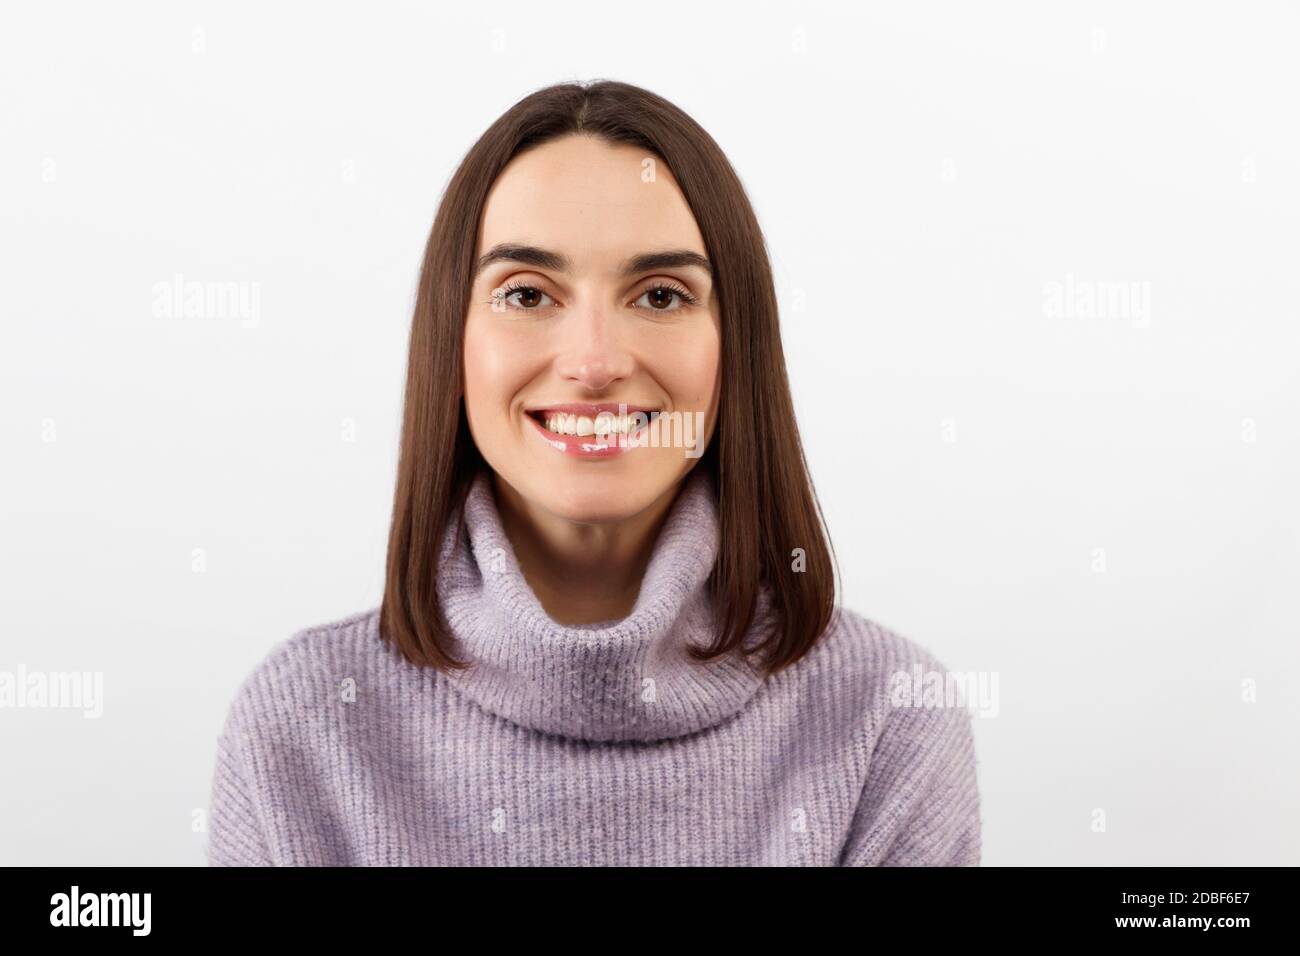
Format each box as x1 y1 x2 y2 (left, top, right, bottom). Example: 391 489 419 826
540 412 649 436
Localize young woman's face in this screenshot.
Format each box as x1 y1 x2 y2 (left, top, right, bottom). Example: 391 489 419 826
463 134 721 522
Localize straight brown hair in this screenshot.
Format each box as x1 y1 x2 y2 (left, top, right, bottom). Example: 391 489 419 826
380 79 837 678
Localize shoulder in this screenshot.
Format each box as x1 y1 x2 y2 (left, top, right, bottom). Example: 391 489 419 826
818 610 983 865
790 606 981 751
802 606 963 703
216 606 395 740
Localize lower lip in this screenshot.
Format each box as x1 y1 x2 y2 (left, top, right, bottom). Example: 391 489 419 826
524 412 654 459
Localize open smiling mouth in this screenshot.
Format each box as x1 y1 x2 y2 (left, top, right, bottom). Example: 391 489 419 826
523 404 663 457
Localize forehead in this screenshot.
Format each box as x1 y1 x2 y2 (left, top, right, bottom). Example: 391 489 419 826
477 134 707 267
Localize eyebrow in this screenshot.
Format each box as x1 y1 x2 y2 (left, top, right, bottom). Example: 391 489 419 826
475 243 714 280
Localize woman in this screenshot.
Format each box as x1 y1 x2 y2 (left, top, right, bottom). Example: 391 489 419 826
206 79 981 866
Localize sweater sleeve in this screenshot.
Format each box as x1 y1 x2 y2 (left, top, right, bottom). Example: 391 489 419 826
838 697 982 866
205 703 275 867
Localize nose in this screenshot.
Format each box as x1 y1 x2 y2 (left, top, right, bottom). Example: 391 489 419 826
553 299 634 391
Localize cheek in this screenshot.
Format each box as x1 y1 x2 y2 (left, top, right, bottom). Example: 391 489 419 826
461 318 525 430
655 324 720 411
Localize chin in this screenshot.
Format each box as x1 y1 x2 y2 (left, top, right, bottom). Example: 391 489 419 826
526 468 666 525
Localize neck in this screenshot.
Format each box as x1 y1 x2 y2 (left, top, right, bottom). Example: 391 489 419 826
491 474 680 625
434 463 770 742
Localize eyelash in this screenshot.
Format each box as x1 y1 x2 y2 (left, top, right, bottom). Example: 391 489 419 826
489 280 700 312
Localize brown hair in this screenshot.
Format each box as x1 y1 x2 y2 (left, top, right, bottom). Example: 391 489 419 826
380 79 837 677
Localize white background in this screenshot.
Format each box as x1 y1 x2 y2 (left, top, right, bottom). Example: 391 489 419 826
2 1 1297 865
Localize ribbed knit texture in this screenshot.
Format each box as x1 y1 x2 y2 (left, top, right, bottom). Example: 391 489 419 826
206 467 981 866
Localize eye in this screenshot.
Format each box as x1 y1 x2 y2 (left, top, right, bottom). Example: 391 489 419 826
490 282 556 311
632 282 700 312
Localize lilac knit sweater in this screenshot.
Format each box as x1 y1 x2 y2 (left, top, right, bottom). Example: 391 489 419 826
206 467 981 865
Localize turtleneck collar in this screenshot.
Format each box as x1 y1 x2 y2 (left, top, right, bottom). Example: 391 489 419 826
434 466 769 743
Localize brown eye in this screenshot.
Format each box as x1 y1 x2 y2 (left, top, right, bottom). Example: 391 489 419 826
632 283 698 312
493 284 555 310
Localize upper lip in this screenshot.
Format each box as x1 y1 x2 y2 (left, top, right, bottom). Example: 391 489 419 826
524 402 661 417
